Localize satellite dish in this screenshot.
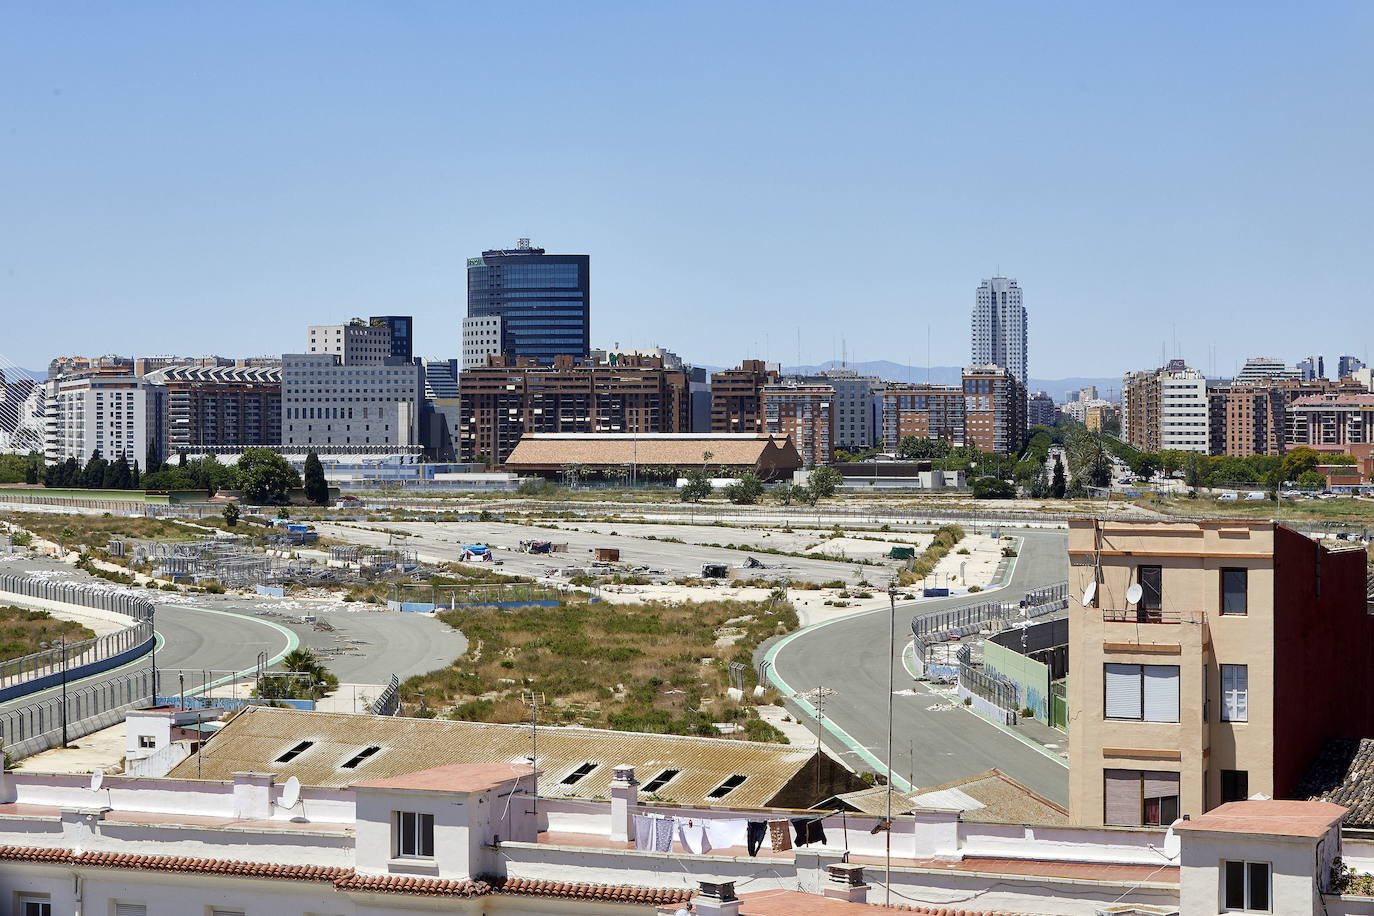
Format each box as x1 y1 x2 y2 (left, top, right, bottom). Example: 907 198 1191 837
1126 583 1144 605
1162 817 1184 859
89 770 104 792
1081 582 1097 606
280 776 301 809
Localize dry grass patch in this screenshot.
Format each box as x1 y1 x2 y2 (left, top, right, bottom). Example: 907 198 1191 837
401 595 797 741
0 606 96 661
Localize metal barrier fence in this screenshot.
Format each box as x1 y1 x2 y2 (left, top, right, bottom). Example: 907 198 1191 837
0 668 153 758
0 620 152 684
0 572 154 621
0 572 155 687
958 660 1017 711
369 674 401 716
910 581 1069 678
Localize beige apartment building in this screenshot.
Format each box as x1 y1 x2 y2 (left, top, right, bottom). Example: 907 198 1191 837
1067 519 1374 827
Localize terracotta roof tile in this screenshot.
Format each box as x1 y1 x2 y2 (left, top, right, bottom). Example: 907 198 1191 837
0 846 694 906
494 875 691 904
0 845 72 863
334 874 491 897
74 851 349 881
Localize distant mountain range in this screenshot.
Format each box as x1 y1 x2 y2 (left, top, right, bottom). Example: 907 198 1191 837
698 360 1120 401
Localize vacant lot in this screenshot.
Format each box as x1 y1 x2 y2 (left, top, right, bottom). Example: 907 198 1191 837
1141 496 1374 525
0 606 95 661
401 596 797 741
5 513 213 550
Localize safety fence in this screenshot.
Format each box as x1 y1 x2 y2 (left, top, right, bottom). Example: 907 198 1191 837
0 668 154 759
0 621 152 695
908 581 1068 681
369 674 401 716
0 571 154 621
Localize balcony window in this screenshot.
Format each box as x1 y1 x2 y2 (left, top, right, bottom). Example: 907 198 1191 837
1221 769 1250 803
1138 565 1163 612
1221 568 1248 615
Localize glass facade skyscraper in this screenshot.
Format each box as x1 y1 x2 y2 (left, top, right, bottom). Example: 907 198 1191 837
465 240 590 365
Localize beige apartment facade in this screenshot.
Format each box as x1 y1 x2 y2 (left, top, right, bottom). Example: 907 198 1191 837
1067 518 1374 828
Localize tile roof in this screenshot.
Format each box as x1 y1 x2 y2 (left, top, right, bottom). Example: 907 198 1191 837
168 706 862 808
736 889 1039 915
1298 737 1374 827
504 433 803 470
350 763 536 794
1174 799 1346 838
0 846 691 905
828 770 1069 826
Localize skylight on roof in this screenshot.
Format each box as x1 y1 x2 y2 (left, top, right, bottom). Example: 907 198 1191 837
559 762 598 786
340 746 382 769
706 774 748 799
642 769 680 793
275 740 313 763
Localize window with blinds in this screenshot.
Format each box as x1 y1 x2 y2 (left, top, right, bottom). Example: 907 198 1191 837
1104 664 1179 722
115 905 147 916
1222 664 1249 722
1104 769 1180 826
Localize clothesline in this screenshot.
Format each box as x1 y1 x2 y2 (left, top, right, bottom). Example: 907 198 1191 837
632 812 834 857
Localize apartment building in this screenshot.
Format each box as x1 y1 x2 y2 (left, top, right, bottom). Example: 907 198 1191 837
1286 392 1374 449
1027 390 1056 427
1234 357 1300 385
281 353 422 449
42 373 155 464
1084 402 1118 433
880 384 965 452
761 381 834 468
1067 519 1374 828
1121 361 1208 453
142 365 281 456
962 364 1026 454
307 320 391 365
709 360 777 434
458 355 691 465
1206 379 1366 456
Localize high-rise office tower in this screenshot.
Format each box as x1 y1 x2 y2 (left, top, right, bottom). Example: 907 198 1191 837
1337 355 1366 379
1297 355 1325 381
971 276 1028 385
464 239 590 366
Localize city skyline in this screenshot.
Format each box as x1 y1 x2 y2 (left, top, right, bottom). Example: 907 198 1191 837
4 3 1373 374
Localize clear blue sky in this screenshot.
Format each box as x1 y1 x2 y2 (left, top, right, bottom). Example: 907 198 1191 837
3 2 1371 379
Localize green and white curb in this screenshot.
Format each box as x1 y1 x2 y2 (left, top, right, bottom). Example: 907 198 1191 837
762 535 1025 794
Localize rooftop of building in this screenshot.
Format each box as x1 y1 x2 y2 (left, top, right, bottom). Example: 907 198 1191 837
166 706 860 808
1298 737 1374 829
1173 799 1346 839
351 762 536 794
504 433 804 471
825 769 1068 826
1289 393 1374 407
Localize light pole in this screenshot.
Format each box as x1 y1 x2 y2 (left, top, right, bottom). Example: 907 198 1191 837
885 581 897 906
40 637 69 748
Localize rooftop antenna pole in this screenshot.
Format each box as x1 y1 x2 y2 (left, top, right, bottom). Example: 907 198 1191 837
885 582 898 906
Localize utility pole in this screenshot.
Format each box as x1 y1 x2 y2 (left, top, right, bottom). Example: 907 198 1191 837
523 691 545 825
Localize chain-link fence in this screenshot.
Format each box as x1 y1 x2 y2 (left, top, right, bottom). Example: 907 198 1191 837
909 581 1068 680
958 660 1017 711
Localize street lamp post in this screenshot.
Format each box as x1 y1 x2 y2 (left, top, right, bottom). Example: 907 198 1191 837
885 581 897 906
40 636 69 748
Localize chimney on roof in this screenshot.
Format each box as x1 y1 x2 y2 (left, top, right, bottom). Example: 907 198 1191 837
824 862 871 904
609 764 639 844
690 878 740 916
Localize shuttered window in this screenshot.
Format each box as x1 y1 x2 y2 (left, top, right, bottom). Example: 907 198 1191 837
1104 664 1143 719
1142 665 1180 723
115 906 148 916
1222 664 1249 722
1105 769 1180 826
1105 664 1179 722
1104 769 1140 826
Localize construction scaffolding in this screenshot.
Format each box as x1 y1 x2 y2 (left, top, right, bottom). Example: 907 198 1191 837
328 545 420 579
144 539 284 588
